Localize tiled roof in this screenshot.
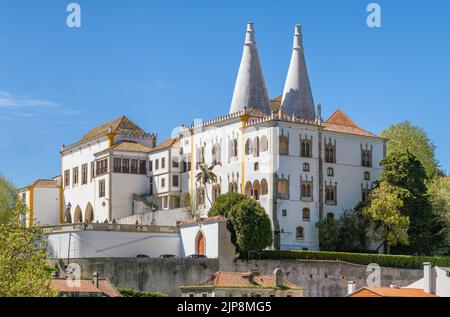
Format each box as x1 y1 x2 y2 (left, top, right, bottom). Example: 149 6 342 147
110 141 153 153
80 116 148 143
444 175 450 181
148 138 179 153
183 271 301 290
51 278 121 297
349 287 439 297
323 109 378 137
270 95 282 111
19 179 60 191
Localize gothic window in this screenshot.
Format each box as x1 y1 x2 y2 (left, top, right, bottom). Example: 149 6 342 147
277 177 289 200
326 213 335 221
260 135 268 152
229 138 238 158
296 227 304 240
325 183 337 205
361 144 373 167
327 167 334 177
364 171 370 181
253 137 260 157
302 208 311 221
245 181 253 197
72 167 79 186
300 181 313 201
279 135 289 156
303 163 310 172
196 146 205 169
324 139 336 164
261 179 268 195
253 180 260 200
212 144 221 166
300 136 312 158
229 181 238 193
212 184 221 202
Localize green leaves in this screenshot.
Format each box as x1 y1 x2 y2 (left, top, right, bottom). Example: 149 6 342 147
0 202 57 297
0 174 17 225
208 193 272 255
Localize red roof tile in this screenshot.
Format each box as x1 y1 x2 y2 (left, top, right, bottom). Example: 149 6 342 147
349 287 439 297
51 278 121 297
324 109 378 137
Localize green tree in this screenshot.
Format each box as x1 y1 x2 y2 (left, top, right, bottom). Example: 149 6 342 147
209 193 272 255
0 174 17 225
427 176 450 255
380 151 436 255
381 121 439 178
195 163 217 205
0 202 57 297
316 210 370 253
117 287 168 297
228 198 272 255
363 182 410 254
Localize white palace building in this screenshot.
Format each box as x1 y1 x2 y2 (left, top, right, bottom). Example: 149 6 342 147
18 23 385 253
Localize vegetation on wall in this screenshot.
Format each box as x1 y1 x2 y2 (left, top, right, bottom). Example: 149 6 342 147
117 287 168 297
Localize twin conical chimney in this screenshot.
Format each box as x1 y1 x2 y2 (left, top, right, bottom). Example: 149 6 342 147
229 23 271 115
281 25 315 119
229 23 315 119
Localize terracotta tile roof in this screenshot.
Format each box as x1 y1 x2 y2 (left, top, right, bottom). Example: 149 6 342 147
148 138 179 153
19 179 60 190
51 278 121 297
110 141 153 153
183 271 301 290
270 95 282 108
349 287 439 297
80 116 148 143
444 175 450 181
323 109 378 137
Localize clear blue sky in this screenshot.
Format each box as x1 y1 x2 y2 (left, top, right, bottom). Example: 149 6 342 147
0 0 449 187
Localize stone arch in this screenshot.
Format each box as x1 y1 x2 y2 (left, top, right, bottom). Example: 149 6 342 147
245 181 253 197
261 178 268 195
253 180 260 200
296 226 304 240
85 202 94 223
195 231 206 255
73 205 82 223
63 208 72 224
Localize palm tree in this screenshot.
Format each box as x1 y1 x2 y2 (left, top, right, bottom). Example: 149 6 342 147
195 163 217 206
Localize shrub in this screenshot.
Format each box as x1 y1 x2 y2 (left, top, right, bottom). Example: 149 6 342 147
117 287 168 297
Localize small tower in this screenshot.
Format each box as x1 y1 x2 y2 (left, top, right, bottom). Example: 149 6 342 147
229 23 271 115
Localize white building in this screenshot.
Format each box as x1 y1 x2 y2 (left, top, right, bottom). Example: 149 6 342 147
21 23 385 251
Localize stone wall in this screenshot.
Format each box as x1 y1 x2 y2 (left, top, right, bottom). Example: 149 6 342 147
57 258 423 297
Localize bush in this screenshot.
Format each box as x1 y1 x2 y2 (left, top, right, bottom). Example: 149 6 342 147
117 287 168 297
254 250 450 270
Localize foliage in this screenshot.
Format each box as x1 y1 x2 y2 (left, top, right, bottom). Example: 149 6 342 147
227 198 273 255
0 202 57 297
317 210 370 253
0 174 17 225
381 121 439 178
380 151 438 255
256 250 450 270
195 163 217 205
209 193 272 255
117 287 168 297
427 176 450 255
363 181 410 253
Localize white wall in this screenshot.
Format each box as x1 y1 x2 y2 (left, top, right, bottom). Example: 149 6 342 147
33 187 61 225
180 221 219 258
47 230 181 258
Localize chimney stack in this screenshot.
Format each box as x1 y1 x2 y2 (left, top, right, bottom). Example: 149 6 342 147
423 262 433 294
347 281 356 295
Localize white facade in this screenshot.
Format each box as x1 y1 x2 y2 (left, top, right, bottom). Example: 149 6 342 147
407 263 450 297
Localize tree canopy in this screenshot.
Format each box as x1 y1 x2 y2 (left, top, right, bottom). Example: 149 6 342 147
0 174 17 225
0 202 57 297
381 121 439 178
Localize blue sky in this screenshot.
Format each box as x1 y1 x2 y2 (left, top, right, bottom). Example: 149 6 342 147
0 0 449 187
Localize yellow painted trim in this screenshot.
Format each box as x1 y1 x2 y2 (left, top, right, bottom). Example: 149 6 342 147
28 185 34 227
189 129 195 205
107 133 115 147
240 115 250 193
59 187 64 224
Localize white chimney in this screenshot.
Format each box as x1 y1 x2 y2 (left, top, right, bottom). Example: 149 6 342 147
423 262 433 294
347 281 356 295
390 282 398 289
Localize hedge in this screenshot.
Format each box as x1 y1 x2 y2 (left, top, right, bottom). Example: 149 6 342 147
253 250 450 270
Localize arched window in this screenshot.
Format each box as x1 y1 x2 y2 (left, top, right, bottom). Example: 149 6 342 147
261 179 268 195
229 181 238 193
245 181 253 197
327 213 335 221
260 136 268 152
325 185 337 205
212 184 221 202
245 139 253 155
212 144 221 166
303 163 310 172
302 208 310 221
196 231 206 255
64 207 72 224
296 227 304 240
325 148 330 162
278 178 289 200
252 180 260 200
85 202 94 223
279 135 289 156
253 137 260 157
74 205 82 223
300 181 313 201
